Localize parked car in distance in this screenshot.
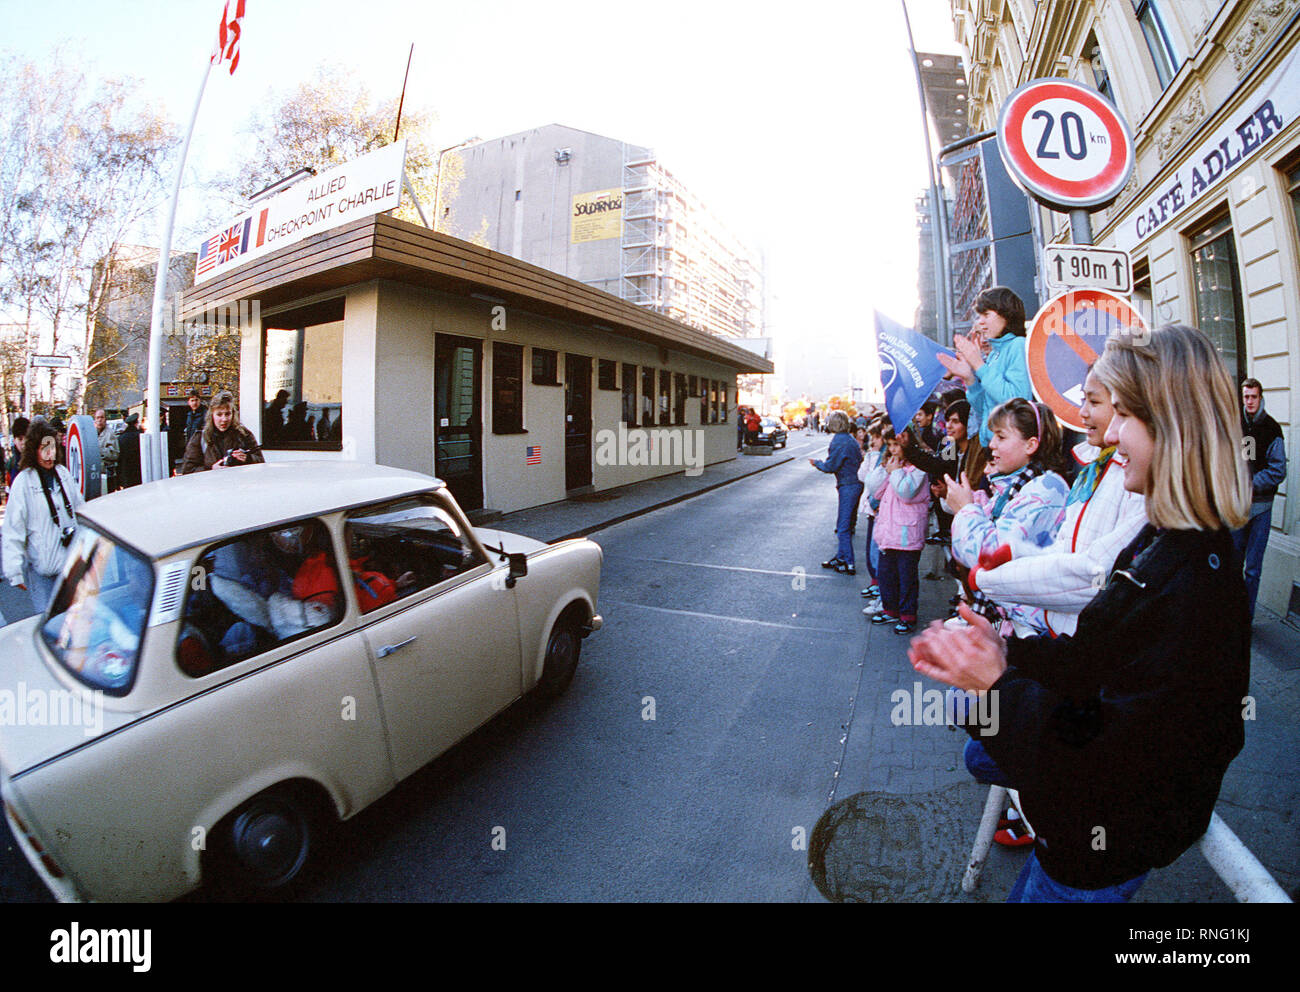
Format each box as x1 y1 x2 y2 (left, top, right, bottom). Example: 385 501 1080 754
0 462 602 902
755 418 788 448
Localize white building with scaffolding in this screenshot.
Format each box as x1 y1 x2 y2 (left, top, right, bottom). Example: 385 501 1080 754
437 124 764 343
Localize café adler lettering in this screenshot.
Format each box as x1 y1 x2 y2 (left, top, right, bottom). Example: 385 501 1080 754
573 196 623 216
1133 99 1284 240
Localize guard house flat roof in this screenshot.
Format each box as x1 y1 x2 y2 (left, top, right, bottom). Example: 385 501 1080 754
181 214 773 375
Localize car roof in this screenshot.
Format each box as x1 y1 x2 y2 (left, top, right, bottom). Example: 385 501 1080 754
79 461 443 557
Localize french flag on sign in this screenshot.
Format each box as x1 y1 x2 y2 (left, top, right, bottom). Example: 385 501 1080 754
526 445 541 465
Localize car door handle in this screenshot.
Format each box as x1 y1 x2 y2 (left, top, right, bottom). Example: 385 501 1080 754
376 636 418 658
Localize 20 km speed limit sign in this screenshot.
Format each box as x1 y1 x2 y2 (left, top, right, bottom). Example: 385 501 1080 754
997 78 1135 211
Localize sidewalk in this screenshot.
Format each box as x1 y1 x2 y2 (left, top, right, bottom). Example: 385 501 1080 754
492 447 796 544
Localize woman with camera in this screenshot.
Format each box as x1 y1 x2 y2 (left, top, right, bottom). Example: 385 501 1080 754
181 390 264 474
2 419 84 612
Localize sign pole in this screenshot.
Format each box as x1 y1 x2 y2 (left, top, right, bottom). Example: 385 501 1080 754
144 57 213 482
1069 209 1094 247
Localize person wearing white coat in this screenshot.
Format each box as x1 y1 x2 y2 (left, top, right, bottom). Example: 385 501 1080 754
2 420 83 613
968 371 1147 637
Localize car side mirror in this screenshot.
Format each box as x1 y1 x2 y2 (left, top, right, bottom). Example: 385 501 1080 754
506 553 528 589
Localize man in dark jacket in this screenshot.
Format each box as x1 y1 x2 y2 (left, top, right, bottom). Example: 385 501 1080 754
184 389 208 445
117 414 143 489
1235 378 1287 621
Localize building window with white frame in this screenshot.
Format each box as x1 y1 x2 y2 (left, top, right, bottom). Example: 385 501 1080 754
1131 1 1183 90
1188 214 1246 382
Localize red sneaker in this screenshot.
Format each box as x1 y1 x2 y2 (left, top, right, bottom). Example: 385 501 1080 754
994 819 1036 848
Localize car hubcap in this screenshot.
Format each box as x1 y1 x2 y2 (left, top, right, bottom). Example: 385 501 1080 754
231 800 308 886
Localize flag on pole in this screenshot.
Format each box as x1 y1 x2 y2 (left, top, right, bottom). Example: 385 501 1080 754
212 0 247 75
874 311 956 433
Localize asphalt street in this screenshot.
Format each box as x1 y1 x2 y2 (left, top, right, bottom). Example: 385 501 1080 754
3 436 1295 903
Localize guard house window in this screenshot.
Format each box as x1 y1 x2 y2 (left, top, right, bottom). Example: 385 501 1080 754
1189 214 1246 382
492 343 524 434
622 363 638 424
262 297 344 450
658 370 671 425
641 367 655 427
700 379 709 425
720 383 729 420
710 380 719 424
598 359 617 391
532 347 560 386
1084 30 1114 105
674 374 687 424
1132 1 1182 89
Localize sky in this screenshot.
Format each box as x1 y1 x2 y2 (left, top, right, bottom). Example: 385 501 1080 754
2 0 963 397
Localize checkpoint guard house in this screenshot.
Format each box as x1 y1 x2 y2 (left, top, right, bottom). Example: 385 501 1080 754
182 144 770 515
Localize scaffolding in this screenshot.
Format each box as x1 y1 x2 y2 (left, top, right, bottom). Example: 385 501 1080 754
619 143 762 341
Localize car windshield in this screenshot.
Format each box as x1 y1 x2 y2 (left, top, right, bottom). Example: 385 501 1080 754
762 419 781 428
40 527 154 696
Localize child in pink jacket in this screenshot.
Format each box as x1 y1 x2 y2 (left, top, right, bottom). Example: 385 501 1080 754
864 427 931 633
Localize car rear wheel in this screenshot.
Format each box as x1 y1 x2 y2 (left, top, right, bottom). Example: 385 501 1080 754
212 790 315 897
535 618 581 697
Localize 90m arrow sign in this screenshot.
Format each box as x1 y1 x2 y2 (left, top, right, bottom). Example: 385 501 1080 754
1042 245 1132 294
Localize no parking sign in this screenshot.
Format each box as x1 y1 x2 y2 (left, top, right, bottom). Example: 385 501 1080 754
1026 289 1148 433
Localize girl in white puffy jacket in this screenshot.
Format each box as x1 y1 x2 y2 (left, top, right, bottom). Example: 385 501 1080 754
2 420 83 613
970 369 1147 637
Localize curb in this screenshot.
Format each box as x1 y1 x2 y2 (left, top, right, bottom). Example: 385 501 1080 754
550 453 796 542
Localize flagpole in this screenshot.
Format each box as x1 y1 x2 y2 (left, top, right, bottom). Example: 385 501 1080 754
143 56 214 481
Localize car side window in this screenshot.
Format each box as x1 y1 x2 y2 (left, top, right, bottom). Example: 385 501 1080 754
175 518 345 678
344 496 486 613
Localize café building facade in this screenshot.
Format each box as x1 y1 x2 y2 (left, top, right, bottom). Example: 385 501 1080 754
181 214 771 516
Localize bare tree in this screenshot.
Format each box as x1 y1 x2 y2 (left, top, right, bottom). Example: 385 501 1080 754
0 55 175 414
235 62 440 226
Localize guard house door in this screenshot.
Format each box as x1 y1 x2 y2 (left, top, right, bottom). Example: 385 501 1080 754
565 353 592 491
434 335 483 512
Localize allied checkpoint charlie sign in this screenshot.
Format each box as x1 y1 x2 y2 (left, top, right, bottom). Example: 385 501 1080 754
195 139 407 284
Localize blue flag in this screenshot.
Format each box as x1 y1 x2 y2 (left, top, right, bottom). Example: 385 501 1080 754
875 311 956 431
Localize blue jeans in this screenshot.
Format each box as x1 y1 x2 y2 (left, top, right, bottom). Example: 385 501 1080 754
24 567 59 615
1232 504 1271 621
835 482 863 566
877 548 920 620
963 740 1148 902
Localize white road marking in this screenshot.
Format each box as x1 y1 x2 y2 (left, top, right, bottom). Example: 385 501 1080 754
602 599 854 634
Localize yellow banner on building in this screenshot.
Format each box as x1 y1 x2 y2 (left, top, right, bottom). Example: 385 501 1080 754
571 188 624 243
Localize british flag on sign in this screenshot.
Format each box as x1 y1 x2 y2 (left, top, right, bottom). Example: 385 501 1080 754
195 231 221 276
526 445 542 466
218 217 252 265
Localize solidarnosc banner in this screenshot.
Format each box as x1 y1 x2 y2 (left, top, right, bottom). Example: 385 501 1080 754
875 311 955 432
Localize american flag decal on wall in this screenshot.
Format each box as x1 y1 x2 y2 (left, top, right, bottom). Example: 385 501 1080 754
525 445 541 465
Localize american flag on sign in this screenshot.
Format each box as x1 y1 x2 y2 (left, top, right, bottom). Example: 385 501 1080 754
218 217 252 264
196 231 221 276
526 445 541 465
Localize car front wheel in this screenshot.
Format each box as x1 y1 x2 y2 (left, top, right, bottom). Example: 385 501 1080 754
536 618 581 697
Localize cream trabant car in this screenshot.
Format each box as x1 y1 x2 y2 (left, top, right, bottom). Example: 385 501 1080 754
0 462 602 901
